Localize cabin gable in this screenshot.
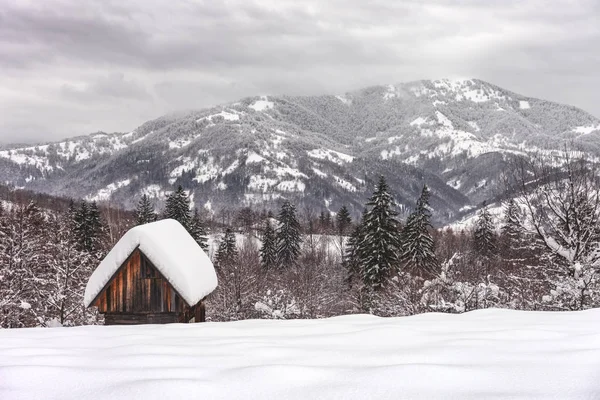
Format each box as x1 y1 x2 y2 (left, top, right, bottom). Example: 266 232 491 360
93 248 188 321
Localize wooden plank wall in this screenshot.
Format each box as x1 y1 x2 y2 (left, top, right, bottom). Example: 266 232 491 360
93 249 185 314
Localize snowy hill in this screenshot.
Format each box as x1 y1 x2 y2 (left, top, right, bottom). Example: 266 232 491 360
1 309 600 399
446 201 506 231
1 78 599 223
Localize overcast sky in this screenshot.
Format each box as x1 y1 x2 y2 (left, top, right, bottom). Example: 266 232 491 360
1 0 599 144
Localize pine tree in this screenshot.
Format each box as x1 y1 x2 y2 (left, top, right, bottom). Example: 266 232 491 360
189 209 209 251
473 203 497 259
359 176 402 289
135 195 157 225
400 184 439 278
215 228 238 269
499 199 528 268
260 219 277 270
501 200 522 245
276 200 302 267
164 185 191 230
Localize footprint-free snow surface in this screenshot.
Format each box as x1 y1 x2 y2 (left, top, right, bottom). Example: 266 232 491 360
2 309 600 399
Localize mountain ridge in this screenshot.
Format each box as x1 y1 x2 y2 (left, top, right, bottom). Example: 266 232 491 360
0 78 598 224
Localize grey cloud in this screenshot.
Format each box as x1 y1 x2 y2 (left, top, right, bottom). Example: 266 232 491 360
0 1 381 69
61 73 151 102
0 0 598 142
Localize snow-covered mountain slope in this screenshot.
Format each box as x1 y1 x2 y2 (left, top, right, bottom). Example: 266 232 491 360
1 309 600 400
1 79 598 223
446 201 506 231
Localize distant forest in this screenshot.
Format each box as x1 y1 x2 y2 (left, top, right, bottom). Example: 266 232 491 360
1 149 599 328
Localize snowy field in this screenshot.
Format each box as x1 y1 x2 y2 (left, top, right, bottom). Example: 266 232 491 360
2 309 600 400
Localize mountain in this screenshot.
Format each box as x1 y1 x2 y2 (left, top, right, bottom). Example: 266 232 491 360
1 78 599 224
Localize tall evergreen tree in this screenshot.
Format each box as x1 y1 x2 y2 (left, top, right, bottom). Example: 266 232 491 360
473 203 497 259
276 200 302 267
501 199 522 246
400 184 439 278
189 209 209 251
260 220 277 270
215 228 238 269
499 199 527 267
164 185 191 229
135 195 157 225
359 176 402 289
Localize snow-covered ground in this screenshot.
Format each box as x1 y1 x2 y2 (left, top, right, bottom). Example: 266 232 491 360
2 309 600 399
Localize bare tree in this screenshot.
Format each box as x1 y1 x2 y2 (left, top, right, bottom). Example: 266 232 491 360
506 149 600 309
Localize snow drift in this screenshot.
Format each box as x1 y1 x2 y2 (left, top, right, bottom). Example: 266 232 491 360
1 309 600 399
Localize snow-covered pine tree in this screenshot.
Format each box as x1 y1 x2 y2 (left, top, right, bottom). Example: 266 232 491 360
400 184 439 278
276 200 302 267
0 201 48 328
163 185 191 230
499 199 526 266
189 209 209 251
260 219 277 270
359 176 402 289
215 228 238 269
135 194 157 225
473 203 497 259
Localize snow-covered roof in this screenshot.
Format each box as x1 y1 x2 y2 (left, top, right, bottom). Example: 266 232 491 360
84 219 217 308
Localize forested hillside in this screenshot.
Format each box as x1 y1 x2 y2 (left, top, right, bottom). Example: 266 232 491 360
2 149 598 328
1 79 599 224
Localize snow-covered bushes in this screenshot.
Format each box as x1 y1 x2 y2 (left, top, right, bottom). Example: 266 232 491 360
0 200 107 328
254 289 300 319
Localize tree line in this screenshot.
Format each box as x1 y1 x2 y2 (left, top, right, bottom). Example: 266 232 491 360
1 149 599 327
201 149 600 319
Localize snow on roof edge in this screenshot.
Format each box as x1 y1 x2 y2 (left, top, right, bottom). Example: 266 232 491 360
84 219 217 308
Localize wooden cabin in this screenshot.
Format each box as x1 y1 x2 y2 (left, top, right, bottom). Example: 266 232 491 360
83 219 218 325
